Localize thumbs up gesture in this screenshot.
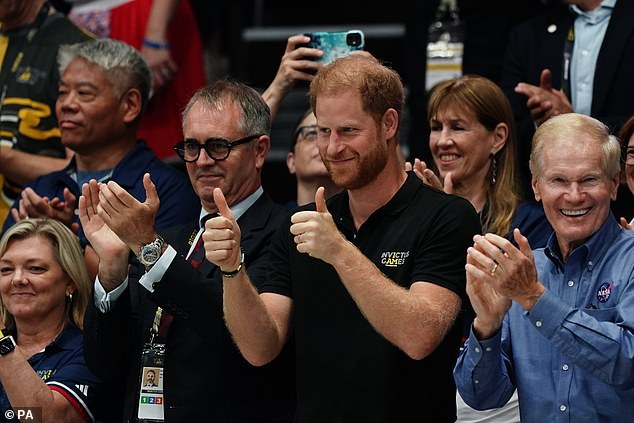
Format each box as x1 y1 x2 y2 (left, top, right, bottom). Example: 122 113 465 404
289 187 345 264
203 188 243 272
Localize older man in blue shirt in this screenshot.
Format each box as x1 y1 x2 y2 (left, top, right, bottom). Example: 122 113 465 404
454 113 634 422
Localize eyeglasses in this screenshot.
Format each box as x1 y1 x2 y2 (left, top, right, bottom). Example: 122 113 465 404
173 134 262 162
295 125 318 142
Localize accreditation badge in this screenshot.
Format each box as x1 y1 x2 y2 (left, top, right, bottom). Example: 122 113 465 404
137 343 165 422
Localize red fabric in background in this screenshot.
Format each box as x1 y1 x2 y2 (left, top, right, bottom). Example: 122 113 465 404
109 0 206 159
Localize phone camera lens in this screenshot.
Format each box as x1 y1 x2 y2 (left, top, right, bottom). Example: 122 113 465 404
347 32 361 47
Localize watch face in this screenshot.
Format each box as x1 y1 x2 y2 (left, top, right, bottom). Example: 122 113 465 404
0 336 15 355
141 245 161 265
138 237 164 267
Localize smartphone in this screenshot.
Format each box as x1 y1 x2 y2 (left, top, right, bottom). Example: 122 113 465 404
303 30 365 64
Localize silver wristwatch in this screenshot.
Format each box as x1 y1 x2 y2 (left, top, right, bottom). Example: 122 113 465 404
138 235 165 270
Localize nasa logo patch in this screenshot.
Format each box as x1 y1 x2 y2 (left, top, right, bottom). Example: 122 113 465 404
597 282 613 303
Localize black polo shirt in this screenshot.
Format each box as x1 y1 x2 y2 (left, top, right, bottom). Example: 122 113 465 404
262 172 481 422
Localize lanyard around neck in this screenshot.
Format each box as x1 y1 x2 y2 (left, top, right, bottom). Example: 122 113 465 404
561 24 574 101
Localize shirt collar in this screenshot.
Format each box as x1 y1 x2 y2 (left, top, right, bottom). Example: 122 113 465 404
570 0 615 24
331 172 418 234
64 141 150 188
380 172 421 216
23 324 82 362
49 324 81 351
198 186 263 228
544 212 621 270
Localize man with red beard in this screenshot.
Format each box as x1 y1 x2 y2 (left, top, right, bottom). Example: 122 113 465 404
204 55 481 422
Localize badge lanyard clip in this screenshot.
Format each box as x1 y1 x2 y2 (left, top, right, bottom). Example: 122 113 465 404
137 307 167 422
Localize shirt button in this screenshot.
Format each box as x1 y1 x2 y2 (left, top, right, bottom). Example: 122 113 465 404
474 347 481 353
562 364 569 371
560 404 567 412
485 347 492 352
568 280 574 287
474 379 480 384
535 321 543 328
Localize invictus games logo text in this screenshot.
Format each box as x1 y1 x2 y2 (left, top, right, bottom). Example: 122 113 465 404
380 251 410 267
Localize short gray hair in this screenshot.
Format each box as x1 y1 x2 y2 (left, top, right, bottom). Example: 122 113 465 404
182 79 271 137
530 113 621 179
58 39 151 116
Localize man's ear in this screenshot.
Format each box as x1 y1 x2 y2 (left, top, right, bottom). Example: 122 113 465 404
609 174 619 201
121 88 143 124
254 135 271 170
382 108 399 141
532 176 541 202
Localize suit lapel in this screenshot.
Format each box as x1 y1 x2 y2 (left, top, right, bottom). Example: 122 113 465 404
593 0 634 113
235 193 276 248
162 220 199 255
542 10 573 90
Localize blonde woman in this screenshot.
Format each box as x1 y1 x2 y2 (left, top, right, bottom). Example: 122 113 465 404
0 219 97 422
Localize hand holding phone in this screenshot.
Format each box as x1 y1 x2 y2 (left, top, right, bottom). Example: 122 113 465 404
303 30 365 64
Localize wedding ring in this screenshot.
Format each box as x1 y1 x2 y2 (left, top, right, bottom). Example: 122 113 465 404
489 262 499 275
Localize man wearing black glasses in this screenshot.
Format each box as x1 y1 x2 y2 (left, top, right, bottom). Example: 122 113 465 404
80 80 295 422
286 110 340 208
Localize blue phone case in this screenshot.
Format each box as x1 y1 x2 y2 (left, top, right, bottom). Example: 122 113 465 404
304 30 365 64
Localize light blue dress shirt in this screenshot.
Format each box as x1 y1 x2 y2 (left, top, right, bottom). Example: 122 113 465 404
569 0 615 115
455 214 634 422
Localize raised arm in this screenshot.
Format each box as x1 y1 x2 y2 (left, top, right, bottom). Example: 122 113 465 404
204 188 292 365
289 188 464 359
141 0 180 91
261 34 322 120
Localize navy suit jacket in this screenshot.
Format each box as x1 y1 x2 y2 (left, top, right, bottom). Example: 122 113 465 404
84 192 295 423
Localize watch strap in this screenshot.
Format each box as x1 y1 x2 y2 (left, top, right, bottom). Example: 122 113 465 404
0 335 16 356
138 235 165 269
